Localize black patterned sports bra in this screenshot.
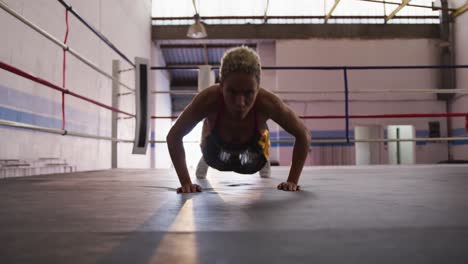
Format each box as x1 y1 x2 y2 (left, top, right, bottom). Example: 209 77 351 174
201 90 270 174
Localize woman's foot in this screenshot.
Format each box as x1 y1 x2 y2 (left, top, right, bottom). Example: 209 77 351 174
259 161 271 178
195 157 209 179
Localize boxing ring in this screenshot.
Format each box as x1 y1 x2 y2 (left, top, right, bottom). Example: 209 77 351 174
2 0 468 162
1 165 468 263
1 1 468 263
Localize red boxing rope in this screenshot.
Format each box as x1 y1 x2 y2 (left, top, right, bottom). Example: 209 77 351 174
0 60 135 117
466 115 468 131
299 113 468 119
152 113 468 131
304 114 468 132
151 113 468 119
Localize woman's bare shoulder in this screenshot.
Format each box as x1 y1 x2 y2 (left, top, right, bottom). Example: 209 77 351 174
188 85 220 114
256 87 283 116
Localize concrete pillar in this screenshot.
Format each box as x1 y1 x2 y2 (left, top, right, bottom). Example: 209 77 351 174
198 65 215 91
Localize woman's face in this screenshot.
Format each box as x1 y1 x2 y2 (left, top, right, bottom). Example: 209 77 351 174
221 72 259 120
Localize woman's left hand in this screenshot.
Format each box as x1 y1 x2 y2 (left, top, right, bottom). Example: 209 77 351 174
277 181 301 192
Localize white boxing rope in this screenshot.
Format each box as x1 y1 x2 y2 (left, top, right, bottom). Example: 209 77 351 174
352 137 468 143
149 140 199 143
274 88 468 94
150 138 468 144
0 1 135 93
0 119 128 142
67 48 135 92
271 137 468 143
152 90 198 95
2 119 466 144
152 88 468 95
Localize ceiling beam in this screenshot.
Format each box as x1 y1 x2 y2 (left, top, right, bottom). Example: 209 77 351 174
152 15 437 21
165 64 220 67
451 3 468 18
153 24 439 40
160 44 256 49
325 0 341 24
385 0 410 22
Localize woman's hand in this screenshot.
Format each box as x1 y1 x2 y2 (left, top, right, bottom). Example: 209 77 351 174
277 182 301 192
177 184 202 193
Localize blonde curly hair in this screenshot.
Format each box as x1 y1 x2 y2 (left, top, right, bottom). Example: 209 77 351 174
219 46 261 84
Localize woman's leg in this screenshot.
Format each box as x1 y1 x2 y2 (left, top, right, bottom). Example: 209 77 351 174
259 125 271 178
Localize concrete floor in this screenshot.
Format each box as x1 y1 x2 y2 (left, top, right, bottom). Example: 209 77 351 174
1 165 468 264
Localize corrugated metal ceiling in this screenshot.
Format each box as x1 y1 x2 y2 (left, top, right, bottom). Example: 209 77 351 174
160 43 257 112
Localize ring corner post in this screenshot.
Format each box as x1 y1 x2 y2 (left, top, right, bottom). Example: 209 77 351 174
343 68 350 143
111 60 120 168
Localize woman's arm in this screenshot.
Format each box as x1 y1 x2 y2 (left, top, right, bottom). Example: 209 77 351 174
166 87 216 193
260 90 311 190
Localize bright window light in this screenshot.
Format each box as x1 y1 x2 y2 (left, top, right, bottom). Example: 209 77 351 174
152 0 439 24
180 121 203 169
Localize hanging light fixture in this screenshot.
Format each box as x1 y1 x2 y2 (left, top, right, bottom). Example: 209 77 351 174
187 0 207 38
187 14 207 38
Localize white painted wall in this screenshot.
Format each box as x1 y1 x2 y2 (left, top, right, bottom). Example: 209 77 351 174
453 12 468 160
0 0 153 171
266 38 449 165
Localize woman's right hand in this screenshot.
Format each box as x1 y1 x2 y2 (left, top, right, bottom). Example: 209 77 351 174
177 184 202 193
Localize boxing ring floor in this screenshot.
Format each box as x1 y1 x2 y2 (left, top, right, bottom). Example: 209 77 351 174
1 165 468 264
